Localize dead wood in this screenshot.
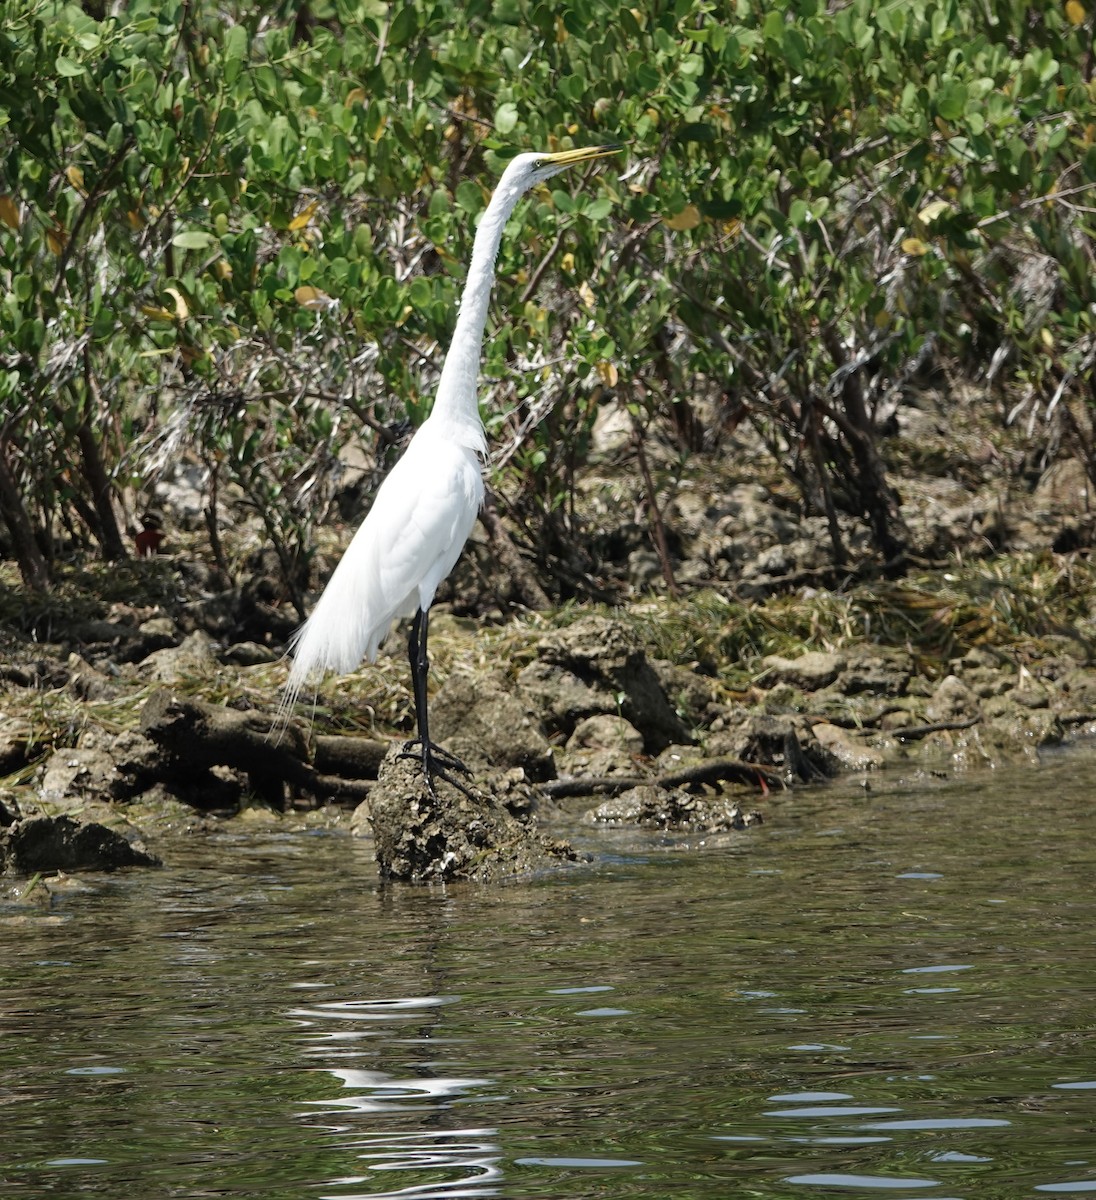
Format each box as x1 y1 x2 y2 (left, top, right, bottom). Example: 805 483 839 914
139 689 380 807
890 716 981 741
540 755 785 799
314 734 388 778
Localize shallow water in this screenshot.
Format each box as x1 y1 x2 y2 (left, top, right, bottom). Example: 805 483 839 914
3 751 1096 1198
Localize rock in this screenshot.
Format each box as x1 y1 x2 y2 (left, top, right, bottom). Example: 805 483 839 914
178 591 241 638
628 548 663 592
587 784 762 832
0 814 161 876
706 712 836 782
39 748 124 810
516 660 612 732
1058 667 1096 712
65 653 117 699
811 722 889 771
349 795 372 838
926 674 980 722
591 397 634 455
430 671 556 781
139 615 178 641
924 709 1064 770
557 714 646 780
837 648 913 696
70 617 139 646
366 746 577 882
758 650 845 691
114 617 179 664
109 730 166 796
137 630 218 682
650 658 716 726
566 714 644 754
0 718 32 774
221 641 279 666
522 615 691 751
1035 457 1092 508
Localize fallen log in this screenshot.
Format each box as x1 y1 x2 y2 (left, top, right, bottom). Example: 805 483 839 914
139 689 379 807
314 734 388 779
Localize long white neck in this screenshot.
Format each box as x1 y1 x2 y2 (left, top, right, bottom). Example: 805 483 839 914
429 173 529 442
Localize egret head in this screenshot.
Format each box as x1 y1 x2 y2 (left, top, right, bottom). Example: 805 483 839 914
501 144 622 192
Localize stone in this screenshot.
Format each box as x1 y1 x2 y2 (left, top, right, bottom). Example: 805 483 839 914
566 714 644 754
524 615 691 751
0 814 161 876
430 671 555 781
366 746 576 883
926 674 979 722
39 748 123 810
758 650 845 691
587 784 762 832
137 630 218 682
0 718 32 774
811 722 888 771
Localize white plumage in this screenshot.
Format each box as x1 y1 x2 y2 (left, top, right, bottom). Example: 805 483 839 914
286 429 484 685
281 145 620 790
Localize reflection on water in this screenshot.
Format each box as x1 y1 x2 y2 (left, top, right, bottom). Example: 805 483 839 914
2 751 1096 1197
294 996 502 1197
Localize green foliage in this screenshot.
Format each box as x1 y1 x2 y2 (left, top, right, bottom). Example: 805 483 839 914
0 0 1093 594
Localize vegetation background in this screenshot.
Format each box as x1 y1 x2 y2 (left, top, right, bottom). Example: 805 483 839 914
1 0 1094 630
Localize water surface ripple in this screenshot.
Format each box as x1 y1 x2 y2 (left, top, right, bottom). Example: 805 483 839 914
3 752 1096 1197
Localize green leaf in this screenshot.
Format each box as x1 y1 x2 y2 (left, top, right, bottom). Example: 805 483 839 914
495 102 520 134
172 230 216 250
677 122 717 143
388 5 418 47
935 79 968 122
55 56 85 78
455 180 483 213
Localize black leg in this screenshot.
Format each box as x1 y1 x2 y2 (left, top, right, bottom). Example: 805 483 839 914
398 606 474 797
408 607 431 773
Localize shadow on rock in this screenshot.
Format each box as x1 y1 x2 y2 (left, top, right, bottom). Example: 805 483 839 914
518 614 692 752
1 814 161 876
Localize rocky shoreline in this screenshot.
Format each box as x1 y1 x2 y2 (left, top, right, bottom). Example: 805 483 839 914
2 585 1094 884
3 403 1095 884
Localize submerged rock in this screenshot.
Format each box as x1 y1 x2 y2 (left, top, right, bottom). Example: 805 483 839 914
366 746 578 883
588 783 763 833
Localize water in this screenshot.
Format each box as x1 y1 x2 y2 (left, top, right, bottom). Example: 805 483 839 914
3 750 1096 1198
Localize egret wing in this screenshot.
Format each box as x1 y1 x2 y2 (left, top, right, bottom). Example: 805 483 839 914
285 435 483 696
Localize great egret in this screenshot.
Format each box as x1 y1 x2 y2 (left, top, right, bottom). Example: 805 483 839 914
283 144 621 795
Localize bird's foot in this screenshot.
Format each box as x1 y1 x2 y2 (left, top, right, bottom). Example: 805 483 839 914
397 739 476 801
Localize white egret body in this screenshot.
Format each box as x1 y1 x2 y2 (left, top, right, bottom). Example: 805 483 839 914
284 145 620 792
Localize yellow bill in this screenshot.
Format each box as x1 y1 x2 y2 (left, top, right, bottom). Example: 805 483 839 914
540 144 623 166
